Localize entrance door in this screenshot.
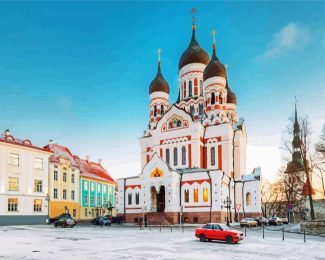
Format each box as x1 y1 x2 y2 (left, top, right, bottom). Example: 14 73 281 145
157 186 165 212
151 187 158 212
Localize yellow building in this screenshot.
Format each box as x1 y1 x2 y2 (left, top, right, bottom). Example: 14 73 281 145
44 143 80 219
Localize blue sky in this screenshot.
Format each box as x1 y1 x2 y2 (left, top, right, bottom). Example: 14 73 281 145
0 2 324 180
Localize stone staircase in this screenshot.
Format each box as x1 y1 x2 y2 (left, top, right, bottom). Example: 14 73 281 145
146 212 170 226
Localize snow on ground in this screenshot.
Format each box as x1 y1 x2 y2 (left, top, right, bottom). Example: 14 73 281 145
0 225 324 260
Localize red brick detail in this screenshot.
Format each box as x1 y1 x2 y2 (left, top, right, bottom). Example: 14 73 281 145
180 70 203 78
125 185 141 190
218 144 222 170
181 179 211 186
203 137 221 144
207 106 211 111
188 144 192 168
146 154 150 163
194 86 198 95
200 145 204 168
203 147 207 168
183 81 186 98
160 135 191 145
160 148 163 158
194 78 198 86
146 147 151 152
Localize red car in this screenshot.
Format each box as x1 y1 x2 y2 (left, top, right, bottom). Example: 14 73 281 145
195 223 244 244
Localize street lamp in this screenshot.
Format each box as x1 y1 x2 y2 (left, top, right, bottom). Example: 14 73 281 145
223 196 232 226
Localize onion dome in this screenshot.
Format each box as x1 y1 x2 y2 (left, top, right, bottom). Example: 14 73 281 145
203 41 227 81
226 81 237 105
149 53 170 94
179 27 210 70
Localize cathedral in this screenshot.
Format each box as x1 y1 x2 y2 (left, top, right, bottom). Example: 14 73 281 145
117 15 262 224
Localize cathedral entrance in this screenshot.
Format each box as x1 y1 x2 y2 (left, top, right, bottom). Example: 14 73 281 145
151 186 165 212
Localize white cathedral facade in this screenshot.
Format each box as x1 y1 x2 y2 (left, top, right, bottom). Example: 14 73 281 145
117 20 261 224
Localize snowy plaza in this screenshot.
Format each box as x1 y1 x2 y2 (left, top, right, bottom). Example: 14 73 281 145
0 225 324 260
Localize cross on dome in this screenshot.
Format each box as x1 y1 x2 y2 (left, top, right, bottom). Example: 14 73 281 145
211 29 217 45
157 48 161 63
191 8 196 30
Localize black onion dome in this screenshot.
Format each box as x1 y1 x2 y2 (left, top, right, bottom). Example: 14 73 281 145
149 63 170 94
203 46 227 81
179 29 210 70
226 81 237 105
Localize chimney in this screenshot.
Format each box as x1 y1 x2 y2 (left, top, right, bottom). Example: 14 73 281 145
4 129 10 136
86 155 90 162
98 159 102 165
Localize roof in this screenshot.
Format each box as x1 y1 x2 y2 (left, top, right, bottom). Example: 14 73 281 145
149 62 170 94
43 143 78 168
74 156 115 184
0 132 52 154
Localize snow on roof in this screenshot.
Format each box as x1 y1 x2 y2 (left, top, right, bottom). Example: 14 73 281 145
43 143 79 168
74 156 115 184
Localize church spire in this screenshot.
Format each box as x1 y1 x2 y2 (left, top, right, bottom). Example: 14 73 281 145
211 29 217 57
157 48 161 74
294 96 300 133
292 97 302 161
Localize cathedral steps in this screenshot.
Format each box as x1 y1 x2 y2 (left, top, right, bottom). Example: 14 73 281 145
146 212 170 226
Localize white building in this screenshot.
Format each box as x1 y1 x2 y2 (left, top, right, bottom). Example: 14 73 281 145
117 18 262 224
0 130 52 225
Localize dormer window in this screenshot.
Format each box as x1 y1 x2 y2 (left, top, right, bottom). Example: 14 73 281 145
211 92 216 105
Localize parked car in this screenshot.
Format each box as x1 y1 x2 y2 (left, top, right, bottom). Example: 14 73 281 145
280 216 289 224
50 213 71 224
54 216 76 228
254 217 268 226
195 223 244 244
268 217 283 226
240 218 258 227
92 216 111 226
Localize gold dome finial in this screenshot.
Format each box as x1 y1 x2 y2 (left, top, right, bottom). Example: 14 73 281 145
191 8 197 30
157 48 161 63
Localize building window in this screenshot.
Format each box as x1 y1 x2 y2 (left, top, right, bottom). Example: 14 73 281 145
54 171 58 181
199 103 204 115
71 174 75 184
8 177 19 191
33 158 43 170
190 105 195 116
246 192 251 206
8 198 18 212
161 105 164 116
200 80 203 96
184 189 189 203
73 209 76 217
182 146 186 165
33 199 42 212
211 147 216 166
71 190 75 200
97 197 101 206
189 81 193 97
84 181 88 190
84 208 88 217
211 92 216 105
91 196 95 205
8 153 19 166
219 93 223 104
63 189 67 200
194 189 199 203
91 208 94 217
104 185 107 193
128 193 132 205
98 184 101 192
54 188 58 199
135 193 140 205
103 197 107 206
166 149 170 164
203 188 209 202
63 172 67 182
91 183 95 191
173 147 178 166
83 195 88 204
154 105 157 117
34 180 43 192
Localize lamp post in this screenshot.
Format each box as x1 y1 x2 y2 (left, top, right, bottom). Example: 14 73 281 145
223 196 232 226
142 206 147 228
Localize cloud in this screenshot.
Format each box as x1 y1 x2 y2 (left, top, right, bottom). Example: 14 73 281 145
260 23 311 59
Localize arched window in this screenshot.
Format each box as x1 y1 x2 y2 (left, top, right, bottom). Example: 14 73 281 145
203 188 209 202
183 81 187 98
211 92 216 105
190 105 195 116
189 81 193 97
182 146 186 165
154 105 157 117
135 193 140 205
200 80 203 96
161 105 164 115
184 189 189 203
166 149 170 164
194 188 199 203
173 147 178 166
219 93 223 104
128 193 132 205
199 103 204 115
211 147 216 166
246 192 251 206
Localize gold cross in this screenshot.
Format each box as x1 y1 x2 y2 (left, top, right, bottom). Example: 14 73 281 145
157 48 161 62
211 29 217 45
191 8 196 26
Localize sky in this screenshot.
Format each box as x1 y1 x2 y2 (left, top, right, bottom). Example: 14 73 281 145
0 2 324 181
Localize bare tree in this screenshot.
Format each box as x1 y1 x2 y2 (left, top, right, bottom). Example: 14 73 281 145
315 124 325 197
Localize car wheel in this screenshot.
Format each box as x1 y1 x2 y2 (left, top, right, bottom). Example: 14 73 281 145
199 234 206 242
54 224 57 228
226 236 233 244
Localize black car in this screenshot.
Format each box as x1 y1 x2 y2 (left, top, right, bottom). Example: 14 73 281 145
50 213 71 224
54 216 76 228
254 217 268 226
